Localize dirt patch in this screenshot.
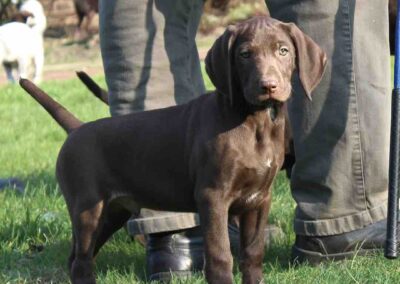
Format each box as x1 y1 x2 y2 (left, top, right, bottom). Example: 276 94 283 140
0 35 103 86
0 32 218 86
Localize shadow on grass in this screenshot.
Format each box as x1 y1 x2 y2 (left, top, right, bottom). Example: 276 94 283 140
62 36 94 47
262 237 300 273
25 169 57 188
1 235 147 283
1 239 70 283
0 170 58 195
95 238 147 281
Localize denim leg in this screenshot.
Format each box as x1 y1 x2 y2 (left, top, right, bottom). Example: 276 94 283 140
267 0 390 236
99 0 204 234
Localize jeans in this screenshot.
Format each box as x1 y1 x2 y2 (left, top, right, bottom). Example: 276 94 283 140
267 0 390 236
99 0 205 234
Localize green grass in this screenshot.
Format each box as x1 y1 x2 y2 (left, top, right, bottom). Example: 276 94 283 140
1 67 400 283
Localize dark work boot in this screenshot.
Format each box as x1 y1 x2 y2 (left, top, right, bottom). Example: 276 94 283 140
146 224 284 282
146 227 204 282
292 219 400 265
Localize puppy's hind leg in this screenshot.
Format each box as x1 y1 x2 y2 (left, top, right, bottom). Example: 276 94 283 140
68 232 77 274
70 199 106 284
68 206 131 283
92 205 132 257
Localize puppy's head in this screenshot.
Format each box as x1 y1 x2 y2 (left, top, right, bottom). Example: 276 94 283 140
205 16 327 107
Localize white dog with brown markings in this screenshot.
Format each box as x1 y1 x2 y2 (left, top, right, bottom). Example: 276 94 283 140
0 0 46 84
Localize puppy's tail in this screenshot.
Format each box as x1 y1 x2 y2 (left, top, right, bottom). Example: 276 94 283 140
76 71 109 105
19 79 83 134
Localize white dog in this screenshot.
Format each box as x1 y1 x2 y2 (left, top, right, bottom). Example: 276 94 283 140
19 0 47 35
0 0 46 84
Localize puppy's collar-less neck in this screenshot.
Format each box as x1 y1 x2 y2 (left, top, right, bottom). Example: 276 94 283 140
248 99 282 122
265 100 280 121
216 90 282 122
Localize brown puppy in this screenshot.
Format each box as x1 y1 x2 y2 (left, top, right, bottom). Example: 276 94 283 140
20 16 326 284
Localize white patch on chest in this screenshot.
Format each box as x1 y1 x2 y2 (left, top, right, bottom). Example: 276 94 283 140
257 158 273 175
246 192 261 204
264 158 272 168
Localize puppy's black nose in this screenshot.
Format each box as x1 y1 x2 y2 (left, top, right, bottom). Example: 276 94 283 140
260 79 278 93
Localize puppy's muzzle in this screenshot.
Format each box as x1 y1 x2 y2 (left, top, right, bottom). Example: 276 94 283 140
260 79 278 94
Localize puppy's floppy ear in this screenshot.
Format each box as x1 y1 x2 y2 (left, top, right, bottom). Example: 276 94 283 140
282 23 327 99
205 25 238 105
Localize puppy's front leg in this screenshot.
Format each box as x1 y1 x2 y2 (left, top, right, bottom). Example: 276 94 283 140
197 191 233 284
239 195 271 284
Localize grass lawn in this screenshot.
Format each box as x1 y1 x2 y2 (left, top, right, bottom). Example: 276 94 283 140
1 67 400 283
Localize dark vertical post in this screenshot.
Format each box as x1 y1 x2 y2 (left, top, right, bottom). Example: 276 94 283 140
385 0 400 259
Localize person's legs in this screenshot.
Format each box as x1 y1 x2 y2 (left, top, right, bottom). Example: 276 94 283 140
100 0 175 115
99 0 202 232
268 0 393 262
155 0 206 104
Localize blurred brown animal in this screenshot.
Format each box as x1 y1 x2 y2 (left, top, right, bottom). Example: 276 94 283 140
209 0 230 10
20 16 326 284
390 0 397 55
74 0 98 39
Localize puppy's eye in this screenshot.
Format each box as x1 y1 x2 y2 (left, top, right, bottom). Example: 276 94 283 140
240 50 251 58
279 46 289 56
